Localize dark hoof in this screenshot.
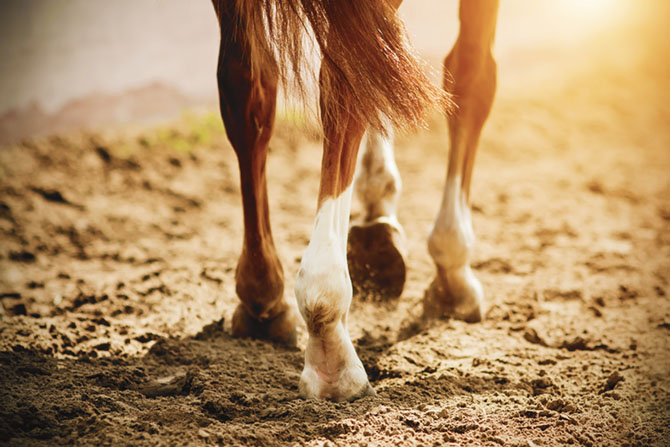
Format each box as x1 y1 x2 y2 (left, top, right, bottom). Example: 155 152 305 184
232 303 298 346
347 220 407 300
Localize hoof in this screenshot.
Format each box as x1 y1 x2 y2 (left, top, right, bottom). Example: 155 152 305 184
423 266 484 323
232 302 298 346
299 364 376 402
347 219 407 299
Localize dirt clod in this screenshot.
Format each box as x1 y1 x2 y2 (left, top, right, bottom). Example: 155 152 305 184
602 371 624 392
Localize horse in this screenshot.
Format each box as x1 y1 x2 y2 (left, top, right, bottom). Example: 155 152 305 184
211 0 498 401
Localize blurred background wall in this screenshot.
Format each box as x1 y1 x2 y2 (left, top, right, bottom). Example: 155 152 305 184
0 0 219 114
0 0 662 144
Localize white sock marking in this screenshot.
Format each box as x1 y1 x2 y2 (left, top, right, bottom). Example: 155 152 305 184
354 127 402 226
295 185 370 399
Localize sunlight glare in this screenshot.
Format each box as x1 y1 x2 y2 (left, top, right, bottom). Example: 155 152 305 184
563 0 620 19
556 0 629 31
534 0 632 48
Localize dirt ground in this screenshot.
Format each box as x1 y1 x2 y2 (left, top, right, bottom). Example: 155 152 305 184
1 5 669 447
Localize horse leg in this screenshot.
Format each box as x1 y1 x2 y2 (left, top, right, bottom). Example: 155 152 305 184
346 0 406 300
347 126 407 299
214 2 296 343
424 0 498 322
294 76 374 402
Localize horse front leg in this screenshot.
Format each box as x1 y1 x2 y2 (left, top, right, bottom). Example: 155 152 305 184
424 0 499 322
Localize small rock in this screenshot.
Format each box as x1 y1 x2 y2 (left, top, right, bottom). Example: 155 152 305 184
524 327 547 346
198 429 209 439
9 303 27 316
603 371 623 392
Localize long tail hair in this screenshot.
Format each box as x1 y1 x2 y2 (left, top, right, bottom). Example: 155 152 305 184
214 0 445 131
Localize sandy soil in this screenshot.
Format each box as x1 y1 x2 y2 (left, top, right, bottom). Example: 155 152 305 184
1 5 670 447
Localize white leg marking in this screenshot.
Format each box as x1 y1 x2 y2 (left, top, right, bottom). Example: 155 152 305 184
348 127 408 298
429 175 473 269
354 127 402 228
427 175 484 319
295 185 373 401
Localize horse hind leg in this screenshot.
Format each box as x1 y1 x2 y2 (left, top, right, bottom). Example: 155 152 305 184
424 0 498 323
347 125 407 299
214 3 296 344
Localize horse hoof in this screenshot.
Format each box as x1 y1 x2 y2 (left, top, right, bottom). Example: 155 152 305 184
232 302 298 346
422 266 484 323
347 219 407 299
299 341 376 402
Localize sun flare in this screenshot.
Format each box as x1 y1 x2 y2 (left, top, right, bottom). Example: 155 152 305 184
557 0 630 28
563 0 620 18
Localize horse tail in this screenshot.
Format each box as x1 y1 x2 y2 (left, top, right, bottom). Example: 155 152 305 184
221 0 445 131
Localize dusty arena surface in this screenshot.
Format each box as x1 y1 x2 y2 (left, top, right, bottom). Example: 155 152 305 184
1 3 669 447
